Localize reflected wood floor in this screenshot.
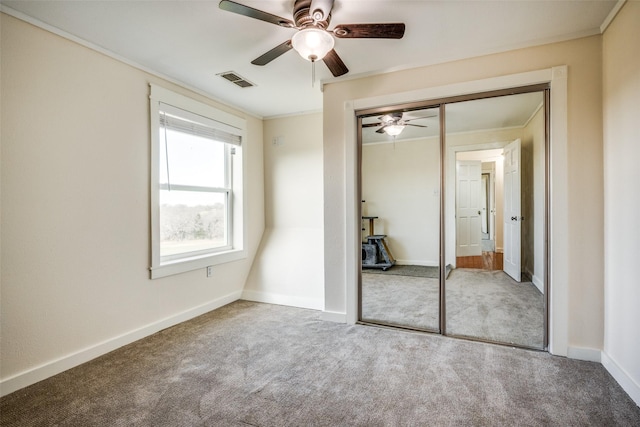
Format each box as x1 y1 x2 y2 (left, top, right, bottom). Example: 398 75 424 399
456 251 503 270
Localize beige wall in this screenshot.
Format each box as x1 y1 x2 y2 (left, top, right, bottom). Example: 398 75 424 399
602 1 640 404
323 36 604 352
0 14 264 393
362 138 440 266
243 113 324 309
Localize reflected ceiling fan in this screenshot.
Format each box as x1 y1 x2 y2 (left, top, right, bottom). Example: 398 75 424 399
219 0 405 77
363 112 435 136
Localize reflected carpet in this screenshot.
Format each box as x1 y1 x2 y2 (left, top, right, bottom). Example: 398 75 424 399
362 268 544 348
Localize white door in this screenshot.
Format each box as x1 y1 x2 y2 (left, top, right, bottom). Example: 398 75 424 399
503 139 522 281
456 160 482 257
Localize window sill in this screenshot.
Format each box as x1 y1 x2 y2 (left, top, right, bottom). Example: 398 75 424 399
150 248 246 279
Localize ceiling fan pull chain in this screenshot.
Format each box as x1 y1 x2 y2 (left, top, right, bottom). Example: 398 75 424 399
312 60 316 87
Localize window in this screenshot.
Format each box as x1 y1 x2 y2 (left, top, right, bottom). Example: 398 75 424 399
149 85 246 278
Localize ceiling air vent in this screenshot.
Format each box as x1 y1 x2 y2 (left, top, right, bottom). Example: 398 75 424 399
218 71 255 88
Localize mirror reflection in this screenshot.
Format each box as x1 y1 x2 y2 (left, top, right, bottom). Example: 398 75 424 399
357 91 546 349
359 107 441 331
444 92 546 349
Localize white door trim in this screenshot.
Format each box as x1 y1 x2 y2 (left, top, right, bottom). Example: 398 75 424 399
342 66 568 356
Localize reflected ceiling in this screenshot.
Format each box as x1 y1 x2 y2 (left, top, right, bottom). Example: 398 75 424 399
362 92 543 144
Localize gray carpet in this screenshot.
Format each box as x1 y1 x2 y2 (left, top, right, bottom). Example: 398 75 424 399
362 268 544 348
2 301 639 426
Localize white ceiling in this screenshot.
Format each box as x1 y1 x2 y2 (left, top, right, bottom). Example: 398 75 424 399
3 0 617 119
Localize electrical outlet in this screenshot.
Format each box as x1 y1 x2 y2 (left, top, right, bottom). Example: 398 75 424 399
206 266 213 277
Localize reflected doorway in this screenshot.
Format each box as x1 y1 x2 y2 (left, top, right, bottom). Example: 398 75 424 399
455 150 502 270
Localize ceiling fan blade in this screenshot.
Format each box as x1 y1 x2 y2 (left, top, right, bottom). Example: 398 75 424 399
404 113 438 122
309 0 335 21
375 127 387 134
362 123 382 128
406 124 428 128
251 40 293 66
219 0 295 28
333 23 405 39
322 49 349 77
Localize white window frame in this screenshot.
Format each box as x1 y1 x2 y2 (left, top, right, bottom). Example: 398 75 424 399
149 84 247 279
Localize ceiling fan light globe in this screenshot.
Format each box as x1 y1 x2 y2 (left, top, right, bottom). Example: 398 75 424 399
384 125 405 136
292 28 334 61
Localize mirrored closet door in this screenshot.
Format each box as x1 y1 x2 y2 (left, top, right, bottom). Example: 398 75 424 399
358 107 441 332
357 86 548 350
444 91 547 349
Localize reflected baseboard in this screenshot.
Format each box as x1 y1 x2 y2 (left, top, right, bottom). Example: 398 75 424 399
532 274 544 293
395 259 438 267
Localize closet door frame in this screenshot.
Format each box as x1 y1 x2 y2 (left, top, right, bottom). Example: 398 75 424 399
354 83 550 351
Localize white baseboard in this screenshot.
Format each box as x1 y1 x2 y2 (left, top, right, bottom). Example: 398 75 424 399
241 289 323 311
567 346 602 363
602 351 640 407
0 290 242 397
321 310 347 323
532 274 544 294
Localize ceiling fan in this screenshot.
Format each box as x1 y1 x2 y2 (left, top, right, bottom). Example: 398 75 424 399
363 112 434 136
219 0 405 77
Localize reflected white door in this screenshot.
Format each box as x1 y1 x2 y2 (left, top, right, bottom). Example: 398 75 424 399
456 160 482 256
503 139 522 281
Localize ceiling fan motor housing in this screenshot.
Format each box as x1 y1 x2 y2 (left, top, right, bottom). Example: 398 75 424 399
294 0 331 29
381 112 404 124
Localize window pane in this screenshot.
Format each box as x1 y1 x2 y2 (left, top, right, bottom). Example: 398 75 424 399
160 189 228 258
159 128 226 188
